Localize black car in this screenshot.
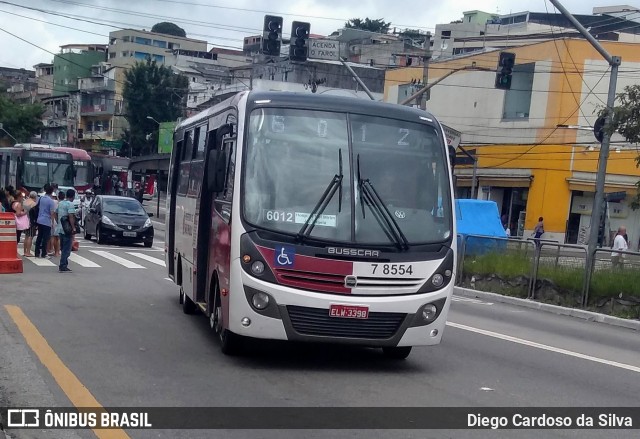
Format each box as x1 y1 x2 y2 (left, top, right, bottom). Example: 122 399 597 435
83 195 154 247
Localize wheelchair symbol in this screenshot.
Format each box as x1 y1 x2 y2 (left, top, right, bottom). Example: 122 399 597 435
275 245 295 267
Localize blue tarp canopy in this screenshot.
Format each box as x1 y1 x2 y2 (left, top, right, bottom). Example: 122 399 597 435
456 199 507 237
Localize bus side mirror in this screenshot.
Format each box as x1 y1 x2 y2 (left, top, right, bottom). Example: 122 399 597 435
207 149 226 193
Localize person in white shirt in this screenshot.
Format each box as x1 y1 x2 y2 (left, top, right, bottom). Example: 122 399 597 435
611 226 628 269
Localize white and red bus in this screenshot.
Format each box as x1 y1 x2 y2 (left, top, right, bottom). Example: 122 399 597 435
52 146 92 194
0 144 74 193
166 91 456 359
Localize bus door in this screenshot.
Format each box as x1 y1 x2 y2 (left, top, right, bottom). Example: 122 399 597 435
202 114 236 316
167 133 182 278
173 129 195 289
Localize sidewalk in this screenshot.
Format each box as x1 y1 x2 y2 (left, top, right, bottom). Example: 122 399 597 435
454 286 640 331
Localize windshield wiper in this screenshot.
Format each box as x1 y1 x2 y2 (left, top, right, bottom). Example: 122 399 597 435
357 154 409 251
297 149 343 241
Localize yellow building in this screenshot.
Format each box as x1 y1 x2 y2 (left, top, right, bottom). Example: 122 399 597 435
385 39 640 248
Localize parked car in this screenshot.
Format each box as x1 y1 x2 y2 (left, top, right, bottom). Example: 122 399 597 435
83 195 154 247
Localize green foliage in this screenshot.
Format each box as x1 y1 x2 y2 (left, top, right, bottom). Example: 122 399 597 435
464 251 640 303
122 59 188 157
151 22 186 38
0 93 44 143
344 18 391 34
605 85 640 208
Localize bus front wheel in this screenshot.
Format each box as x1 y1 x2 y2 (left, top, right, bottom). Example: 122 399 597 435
210 287 242 355
382 346 412 360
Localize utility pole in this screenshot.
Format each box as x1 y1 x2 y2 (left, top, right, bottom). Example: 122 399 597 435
339 58 376 101
549 0 621 306
419 50 430 109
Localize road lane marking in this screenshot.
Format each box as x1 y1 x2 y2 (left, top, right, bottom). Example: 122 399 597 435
69 253 101 268
90 250 145 269
451 296 493 305
127 252 165 267
4 305 131 439
447 321 640 374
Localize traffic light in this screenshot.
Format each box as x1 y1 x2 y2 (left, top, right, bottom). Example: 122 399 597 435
262 15 283 56
495 52 516 90
289 21 310 61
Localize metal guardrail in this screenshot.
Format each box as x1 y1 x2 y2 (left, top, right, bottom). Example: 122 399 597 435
456 234 640 308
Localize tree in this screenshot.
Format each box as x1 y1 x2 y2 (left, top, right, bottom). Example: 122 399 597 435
607 85 640 208
344 18 391 34
122 59 188 157
0 93 44 143
151 22 186 38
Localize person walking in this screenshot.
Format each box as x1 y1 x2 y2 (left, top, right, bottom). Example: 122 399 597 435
533 216 544 247
12 191 29 243
55 188 77 273
611 226 628 269
22 191 38 257
35 184 56 259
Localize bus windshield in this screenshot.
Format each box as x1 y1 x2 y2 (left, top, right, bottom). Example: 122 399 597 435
74 162 90 186
23 160 75 188
243 108 452 246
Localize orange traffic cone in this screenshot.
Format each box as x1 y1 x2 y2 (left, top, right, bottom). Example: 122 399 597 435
0 213 24 274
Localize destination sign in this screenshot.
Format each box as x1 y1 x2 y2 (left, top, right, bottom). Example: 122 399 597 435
25 151 70 161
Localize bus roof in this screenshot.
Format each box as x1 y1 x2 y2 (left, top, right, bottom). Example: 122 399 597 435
177 91 441 131
51 146 91 160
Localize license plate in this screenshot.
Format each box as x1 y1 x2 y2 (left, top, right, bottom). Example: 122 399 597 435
329 304 369 319
123 231 137 237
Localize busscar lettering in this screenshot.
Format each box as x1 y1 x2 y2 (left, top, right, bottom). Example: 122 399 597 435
328 247 380 258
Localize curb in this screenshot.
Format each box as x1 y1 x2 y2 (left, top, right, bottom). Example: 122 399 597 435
454 286 640 331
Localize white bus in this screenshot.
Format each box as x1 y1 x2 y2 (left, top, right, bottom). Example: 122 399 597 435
166 91 456 359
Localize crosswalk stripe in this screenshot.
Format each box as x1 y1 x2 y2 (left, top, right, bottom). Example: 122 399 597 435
68 253 101 268
127 252 165 267
89 250 145 269
18 248 57 266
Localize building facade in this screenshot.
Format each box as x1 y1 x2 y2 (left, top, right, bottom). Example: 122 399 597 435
107 29 208 67
385 39 640 249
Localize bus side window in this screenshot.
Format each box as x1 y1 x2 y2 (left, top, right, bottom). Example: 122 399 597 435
177 131 194 196
222 139 236 202
194 125 207 160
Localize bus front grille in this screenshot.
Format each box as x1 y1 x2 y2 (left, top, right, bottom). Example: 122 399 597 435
286 306 406 339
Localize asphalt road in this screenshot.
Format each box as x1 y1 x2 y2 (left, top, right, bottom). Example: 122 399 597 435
1 214 639 439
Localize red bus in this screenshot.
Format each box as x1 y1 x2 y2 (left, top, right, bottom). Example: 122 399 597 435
0 144 74 193
51 147 92 194
89 153 130 195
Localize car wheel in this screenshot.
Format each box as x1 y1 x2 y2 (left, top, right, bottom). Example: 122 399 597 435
382 346 412 360
181 286 197 315
143 240 153 248
96 225 107 245
84 227 91 240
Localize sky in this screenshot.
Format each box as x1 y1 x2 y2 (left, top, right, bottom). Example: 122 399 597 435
0 0 634 70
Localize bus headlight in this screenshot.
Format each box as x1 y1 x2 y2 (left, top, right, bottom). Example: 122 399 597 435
431 274 444 288
251 292 270 310
421 304 438 322
251 261 265 276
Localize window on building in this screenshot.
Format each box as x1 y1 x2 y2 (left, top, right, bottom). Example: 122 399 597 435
441 30 451 40
121 51 129 57
134 51 150 60
135 37 152 45
168 42 180 50
110 38 116 45
123 36 130 43
109 52 116 59
86 121 93 132
153 54 165 63
502 62 535 120
152 40 167 48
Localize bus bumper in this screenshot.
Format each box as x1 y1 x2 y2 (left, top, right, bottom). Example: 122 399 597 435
229 265 453 348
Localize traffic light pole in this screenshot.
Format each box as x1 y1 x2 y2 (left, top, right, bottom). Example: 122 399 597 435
548 0 621 306
339 58 376 101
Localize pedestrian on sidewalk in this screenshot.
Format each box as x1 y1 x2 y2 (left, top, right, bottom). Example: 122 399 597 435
55 189 77 273
12 191 29 243
533 217 544 248
611 226 628 269
22 191 38 257
35 184 55 258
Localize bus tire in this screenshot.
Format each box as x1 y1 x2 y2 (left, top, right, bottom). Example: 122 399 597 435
181 287 197 315
382 346 412 360
211 283 242 355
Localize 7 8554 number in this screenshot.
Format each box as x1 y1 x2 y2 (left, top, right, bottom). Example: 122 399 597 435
371 264 413 275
